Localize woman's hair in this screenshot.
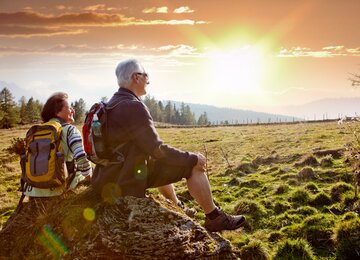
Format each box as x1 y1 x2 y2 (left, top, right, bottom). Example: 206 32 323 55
41 92 68 122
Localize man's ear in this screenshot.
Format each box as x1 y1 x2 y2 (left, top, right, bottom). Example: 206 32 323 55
133 73 139 82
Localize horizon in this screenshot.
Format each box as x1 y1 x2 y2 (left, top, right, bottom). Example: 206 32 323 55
1 0 360 117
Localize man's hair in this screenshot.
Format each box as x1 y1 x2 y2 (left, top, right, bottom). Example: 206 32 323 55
41 92 68 122
115 59 143 87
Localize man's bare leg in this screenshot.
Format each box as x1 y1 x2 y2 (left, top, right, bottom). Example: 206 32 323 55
186 170 216 214
157 184 179 204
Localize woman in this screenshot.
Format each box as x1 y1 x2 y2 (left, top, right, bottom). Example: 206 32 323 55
24 92 92 197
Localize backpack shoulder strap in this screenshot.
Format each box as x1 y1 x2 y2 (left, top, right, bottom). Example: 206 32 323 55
61 123 74 153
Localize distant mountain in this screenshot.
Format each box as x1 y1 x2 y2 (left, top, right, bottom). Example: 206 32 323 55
278 97 360 120
0 81 38 102
164 100 298 124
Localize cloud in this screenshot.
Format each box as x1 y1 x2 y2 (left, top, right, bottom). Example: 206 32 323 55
322 45 344 51
0 43 148 56
56 5 67 11
157 44 198 56
142 7 168 14
278 46 360 57
173 6 194 14
83 4 118 12
0 11 208 37
347 48 360 55
23 7 33 12
0 43 202 60
0 25 87 38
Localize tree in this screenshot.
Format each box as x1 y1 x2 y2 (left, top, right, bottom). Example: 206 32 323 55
25 97 41 123
350 72 360 87
72 98 86 124
0 87 19 128
197 112 209 125
164 101 174 124
18 96 27 124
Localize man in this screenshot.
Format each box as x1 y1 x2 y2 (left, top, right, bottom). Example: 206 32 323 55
92 59 248 232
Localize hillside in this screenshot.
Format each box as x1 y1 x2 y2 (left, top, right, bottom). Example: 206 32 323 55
165 100 298 124
1 122 360 258
275 97 360 120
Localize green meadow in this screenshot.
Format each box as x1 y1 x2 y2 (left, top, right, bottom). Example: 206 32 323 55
1 121 359 259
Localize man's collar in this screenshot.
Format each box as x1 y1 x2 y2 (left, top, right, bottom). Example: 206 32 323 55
119 87 141 101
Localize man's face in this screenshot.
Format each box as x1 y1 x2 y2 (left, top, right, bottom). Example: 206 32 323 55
134 72 149 97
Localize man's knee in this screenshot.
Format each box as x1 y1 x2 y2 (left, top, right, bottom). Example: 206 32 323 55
189 168 206 179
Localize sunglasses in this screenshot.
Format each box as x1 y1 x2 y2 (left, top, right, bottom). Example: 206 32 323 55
135 72 149 78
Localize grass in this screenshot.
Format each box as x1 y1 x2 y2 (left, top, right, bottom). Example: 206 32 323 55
1 121 360 258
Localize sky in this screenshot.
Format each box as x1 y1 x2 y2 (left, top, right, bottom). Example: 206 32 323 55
0 0 360 117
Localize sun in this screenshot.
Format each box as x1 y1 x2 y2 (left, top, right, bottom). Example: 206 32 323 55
207 46 265 95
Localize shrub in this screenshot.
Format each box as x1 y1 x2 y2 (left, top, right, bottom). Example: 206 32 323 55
240 240 270 260
233 199 267 220
287 206 317 216
273 239 316 260
268 231 283 242
297 167 315 181
274 201 291 214
272 214 302 230
310 192 332 207
330 182 353 202
301 213 336 250
294 154 319 167
274 184 290 195
342 212 358 221
325 203 345 215
286 179 299 186
304 182 319 193
333 218 360 260
239 179 261 188
320 155 334 167
280 223 302 239
290 188 310 205
343 195 358 207
226 177 240 186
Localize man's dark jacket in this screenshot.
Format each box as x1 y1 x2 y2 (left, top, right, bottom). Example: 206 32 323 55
92 87 198 197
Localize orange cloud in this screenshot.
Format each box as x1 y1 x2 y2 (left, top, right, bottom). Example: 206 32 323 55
173 7 194 14
142 7 168 14
278 46 359 57
0 25 86 38
83 4 118 12
0 11 208 37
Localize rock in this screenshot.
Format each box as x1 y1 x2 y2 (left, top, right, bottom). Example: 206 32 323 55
0 189 239 259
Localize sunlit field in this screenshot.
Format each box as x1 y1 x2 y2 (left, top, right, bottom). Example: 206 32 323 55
1 121 359 258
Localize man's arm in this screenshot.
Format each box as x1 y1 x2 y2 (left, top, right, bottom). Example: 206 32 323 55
127 101 198 167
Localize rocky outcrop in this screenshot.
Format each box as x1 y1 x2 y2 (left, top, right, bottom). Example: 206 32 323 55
0 188 238 259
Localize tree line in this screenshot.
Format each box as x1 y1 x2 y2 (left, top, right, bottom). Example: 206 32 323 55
0 87 86 128
0 87 209 129
143 95 209 126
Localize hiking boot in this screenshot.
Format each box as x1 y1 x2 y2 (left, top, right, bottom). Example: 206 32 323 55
177 201 197 218
204 210 248 232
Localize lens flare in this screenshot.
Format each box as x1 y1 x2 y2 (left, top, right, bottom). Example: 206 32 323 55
83 207 96 221
101 182 122 204
37 224 68 258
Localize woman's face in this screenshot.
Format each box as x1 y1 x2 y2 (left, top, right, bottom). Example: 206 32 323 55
56 99 75 123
